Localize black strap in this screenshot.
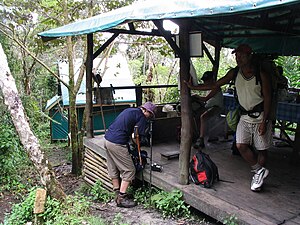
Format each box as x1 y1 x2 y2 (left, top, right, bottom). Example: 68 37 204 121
240 101 264 118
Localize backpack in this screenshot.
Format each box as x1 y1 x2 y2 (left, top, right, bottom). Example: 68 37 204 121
226 107 240 132
128 143 148 172
189 151 219 188
231 54 280 121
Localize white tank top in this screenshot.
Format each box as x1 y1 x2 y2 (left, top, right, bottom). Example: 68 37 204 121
236 69 264 123
205 89 224 109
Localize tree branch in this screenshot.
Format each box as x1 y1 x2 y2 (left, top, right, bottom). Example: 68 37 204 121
0 22 70 89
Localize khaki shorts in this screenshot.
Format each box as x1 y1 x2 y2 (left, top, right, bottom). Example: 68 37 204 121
236 120 273 150
104 139 136 182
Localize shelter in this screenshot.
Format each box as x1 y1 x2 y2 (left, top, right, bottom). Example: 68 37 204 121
38 0 300 223
39 0 300 180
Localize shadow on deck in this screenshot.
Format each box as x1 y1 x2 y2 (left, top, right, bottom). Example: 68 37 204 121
83 136 300 225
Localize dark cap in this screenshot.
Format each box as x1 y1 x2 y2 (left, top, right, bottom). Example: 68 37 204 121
232 44 253 54
201 71 213 81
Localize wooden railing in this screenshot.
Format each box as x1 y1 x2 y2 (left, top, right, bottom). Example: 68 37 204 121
93 84 178 106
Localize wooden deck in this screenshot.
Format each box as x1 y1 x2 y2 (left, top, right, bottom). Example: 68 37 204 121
83 136 300 225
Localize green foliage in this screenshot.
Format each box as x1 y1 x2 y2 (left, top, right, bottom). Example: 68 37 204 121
3 189 97 225
98 0 136 12
132 186 190 219
0 34 22 78
90 180 114 203
21 95 51 142
3 188 36 225
150 189 190 218
43 194 92 225
129 59 145 85
0 114 33 194
131 186 158 208
112 213 129 225
223 214 238 225
276 56 300 88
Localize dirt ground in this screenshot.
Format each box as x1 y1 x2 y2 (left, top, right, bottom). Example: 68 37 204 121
0 146 219 225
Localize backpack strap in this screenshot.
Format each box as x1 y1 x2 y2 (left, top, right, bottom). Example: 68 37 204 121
230 66 239 104
240 101 264 118
230 66 239 86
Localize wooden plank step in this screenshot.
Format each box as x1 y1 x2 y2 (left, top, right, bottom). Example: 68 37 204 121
160 150 180 160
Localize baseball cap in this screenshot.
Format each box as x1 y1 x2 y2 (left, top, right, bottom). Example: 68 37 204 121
141 102 157 118
201 71 213 81
232 44 253 54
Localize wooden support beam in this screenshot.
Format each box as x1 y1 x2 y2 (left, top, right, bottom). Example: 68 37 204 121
212 41 221 80
177 20 192 185
86 34 94 138
153 20 188 63
92 33 119 60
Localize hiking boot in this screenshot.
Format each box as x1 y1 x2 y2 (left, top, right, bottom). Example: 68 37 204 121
113 188 120 201
116 193 137 208
194 138 205 149
251 167 269 191
114 190 134 202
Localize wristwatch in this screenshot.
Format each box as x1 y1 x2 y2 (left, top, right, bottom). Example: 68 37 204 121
263 119 269 124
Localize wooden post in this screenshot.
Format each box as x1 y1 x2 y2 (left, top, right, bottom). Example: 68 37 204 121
34 188 47 224
212 42 221 80
178 20 193 185
86 34 94 138
135 85 143 106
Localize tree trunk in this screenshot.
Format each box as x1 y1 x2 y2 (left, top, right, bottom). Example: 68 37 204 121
0 44 66 201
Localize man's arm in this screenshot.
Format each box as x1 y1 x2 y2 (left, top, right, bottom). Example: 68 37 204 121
258 69 272 136
260 70 272 122
184 69 235 90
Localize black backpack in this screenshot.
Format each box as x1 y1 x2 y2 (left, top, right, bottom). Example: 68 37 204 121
189 151 219 188
128 143 148 172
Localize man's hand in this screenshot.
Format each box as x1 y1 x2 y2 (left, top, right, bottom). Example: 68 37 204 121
184 77 193 89
258 122 267 135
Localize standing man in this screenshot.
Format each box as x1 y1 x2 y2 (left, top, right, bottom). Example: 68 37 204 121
104 102 157 207
185 44 272 192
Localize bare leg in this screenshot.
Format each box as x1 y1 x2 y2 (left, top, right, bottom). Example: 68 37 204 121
120 180 131 194
112 178 120 190
199 113 206 138
200 108 217 138
237 143 257 166
257 150 268 167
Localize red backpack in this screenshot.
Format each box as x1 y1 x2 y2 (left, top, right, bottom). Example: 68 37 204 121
189 151 219 188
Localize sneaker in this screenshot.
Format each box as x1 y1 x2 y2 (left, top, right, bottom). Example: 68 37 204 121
116 193 137 208
251 167 269 191
194 138 205 149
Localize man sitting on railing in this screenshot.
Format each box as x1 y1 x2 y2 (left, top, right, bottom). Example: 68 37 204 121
191 71 224 149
